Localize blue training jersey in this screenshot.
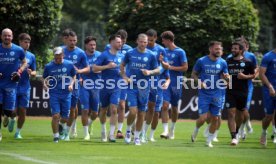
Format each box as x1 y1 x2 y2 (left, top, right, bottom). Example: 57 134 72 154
63 46 88 80
43 59 76 95
104 43 132 55
193 55 228 96
95 50 124 89
165 47 187 85
260 50 276 89
147 44 169 86
123 48 158 87
0 43 25 88
81 51 101 82
17 51 36 93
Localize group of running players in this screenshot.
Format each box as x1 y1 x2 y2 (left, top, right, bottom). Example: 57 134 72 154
0 27 275 147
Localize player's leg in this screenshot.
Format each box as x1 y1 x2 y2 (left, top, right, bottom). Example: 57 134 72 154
260 88 274 146
109 90 120 142
88 89 99 136
160 87 170 138
245 83 254 133
99 90 110 142
116 88 127 139
67 89 79 138
60 94 71 141
79 87 90 140
149 89 163 142
169 87 182 139
191 95 209 142
142 89 156 142
15 90 30 139
49 95 61 142
3 88 17 133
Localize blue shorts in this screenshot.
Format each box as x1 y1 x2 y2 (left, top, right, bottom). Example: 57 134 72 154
246 83 254 110
127 87 150 111
100 88 120 108
0 88 16 111
198 92 223 116
149 88 158 103
71 88 79 108
79 86 99 112
49 93 71 118
163 85 182 107
262 87 276 115
16 89 31 108
155 88 163 112
120 88 127 101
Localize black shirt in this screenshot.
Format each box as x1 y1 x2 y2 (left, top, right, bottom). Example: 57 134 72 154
226 57 255 93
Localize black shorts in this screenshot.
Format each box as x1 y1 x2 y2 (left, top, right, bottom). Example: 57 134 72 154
225 90 248 111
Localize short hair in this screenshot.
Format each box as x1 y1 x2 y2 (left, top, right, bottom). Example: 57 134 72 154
109 34 121 43
208 41 222 48
62 28 72 37
146 29 157 37
116 29 128 39
137 33 148 40
160 31 174 42
235 36 249 46
68 30 77 37
18 33 31 41
84 36 97 44
232 41 244 51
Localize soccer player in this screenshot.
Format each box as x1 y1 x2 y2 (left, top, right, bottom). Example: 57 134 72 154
61 28 72 47
14 33 37 139
259 48 276 146
105 29 132 139
76 36 101 140
225 41 255 145
63 30 89 140
160 31 188 139
0 28 27 141
234 37 258 139
191 41 229 147
141 29 170 142
120 33 159 145
93 34 123 142
43 47 76 143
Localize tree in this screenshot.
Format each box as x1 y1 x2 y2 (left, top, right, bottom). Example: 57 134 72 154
0 0 63 69
106 0 260 73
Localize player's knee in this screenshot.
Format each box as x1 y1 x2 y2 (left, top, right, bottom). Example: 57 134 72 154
52 114 60 120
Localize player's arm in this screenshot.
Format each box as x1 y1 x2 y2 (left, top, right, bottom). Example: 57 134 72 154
68 75 76 92
28 56 37 78
259 66 276 96
120 62 131 83
93 63 116 72
75 66 90 74
168 62 188 72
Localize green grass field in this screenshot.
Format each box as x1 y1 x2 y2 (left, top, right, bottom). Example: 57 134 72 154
0 117 276 164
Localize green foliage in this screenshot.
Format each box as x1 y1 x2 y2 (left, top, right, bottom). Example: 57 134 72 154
0 0 63 69
106 0 260 73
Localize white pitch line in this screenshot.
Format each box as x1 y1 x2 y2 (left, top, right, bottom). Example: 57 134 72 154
0 152 56 164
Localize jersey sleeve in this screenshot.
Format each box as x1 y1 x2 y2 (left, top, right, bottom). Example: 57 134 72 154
179 50 188 63
123 51 130 64
95 52 105 66
151 54 158 70
30 55 37 71
19 48 26 61
70 63 77 77
193 59 202 73
43 65 49 78
260 55 270 68
80 52 88 68
222 60 228 74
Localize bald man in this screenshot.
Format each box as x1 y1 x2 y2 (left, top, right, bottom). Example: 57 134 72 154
0 28 27 141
